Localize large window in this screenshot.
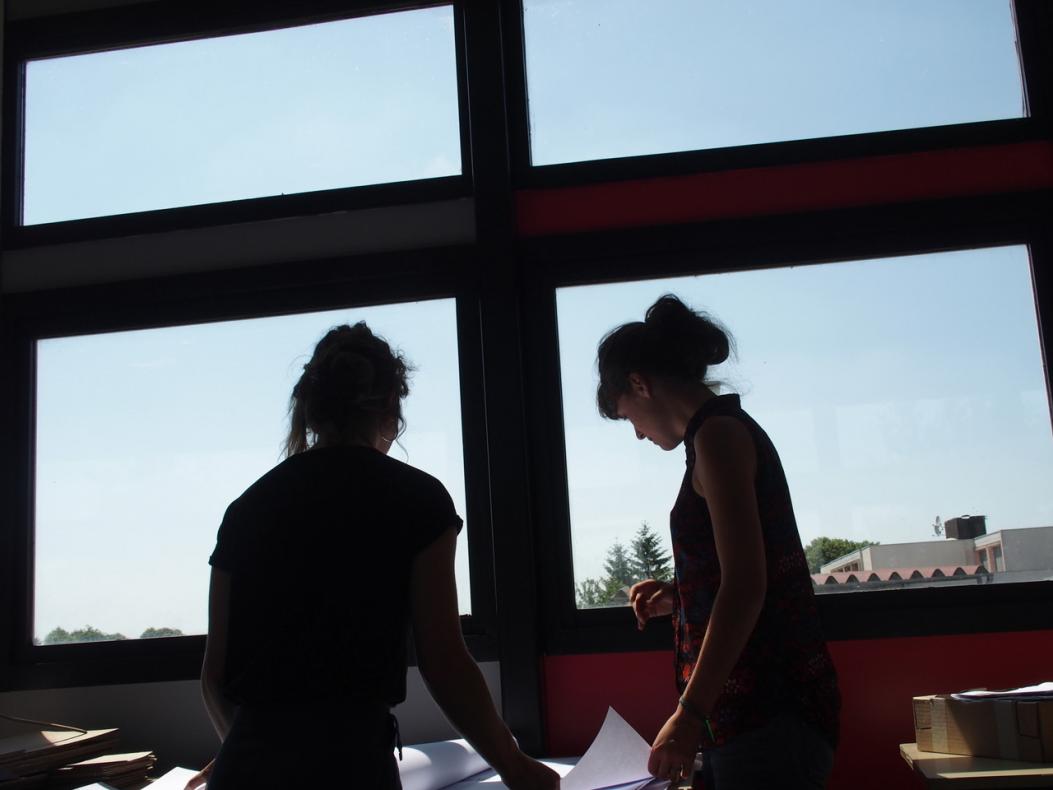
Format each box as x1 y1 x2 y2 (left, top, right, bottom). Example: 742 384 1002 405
23 5 461 225
557 246 1053 606
33 298 470 645
523 0 1025 166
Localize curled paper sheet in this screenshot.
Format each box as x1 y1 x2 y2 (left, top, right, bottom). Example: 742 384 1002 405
399 739 491 790
443 757 577 788
561 707 668 790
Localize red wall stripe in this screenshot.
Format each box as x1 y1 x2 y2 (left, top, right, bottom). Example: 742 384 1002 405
542 630 1053 790
516 142 1053 237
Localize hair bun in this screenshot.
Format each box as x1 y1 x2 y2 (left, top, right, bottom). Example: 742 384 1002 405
326 350 376 401
645 293 730 368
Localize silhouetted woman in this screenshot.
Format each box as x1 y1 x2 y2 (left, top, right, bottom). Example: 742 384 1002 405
189 323 558 790
597 295 840 790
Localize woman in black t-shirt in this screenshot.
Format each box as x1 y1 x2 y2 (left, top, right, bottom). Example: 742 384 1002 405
188 323 557 790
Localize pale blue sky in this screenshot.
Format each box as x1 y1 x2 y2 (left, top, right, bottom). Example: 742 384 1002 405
26 1 1050 638
523 0 1023 164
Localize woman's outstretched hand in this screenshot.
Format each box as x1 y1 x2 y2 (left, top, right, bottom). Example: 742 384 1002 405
628 579 675 630
183 758 213 789
498 754 561 790
648 707 702 785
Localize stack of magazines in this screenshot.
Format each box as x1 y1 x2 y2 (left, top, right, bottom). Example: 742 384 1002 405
0 714 154 789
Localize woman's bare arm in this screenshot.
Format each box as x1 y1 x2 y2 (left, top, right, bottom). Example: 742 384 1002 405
682 415 767 715
647 416 767 778
410 528 557 789
201 567 237 741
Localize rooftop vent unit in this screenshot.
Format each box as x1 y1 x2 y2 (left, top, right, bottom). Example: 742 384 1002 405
945 515 986 540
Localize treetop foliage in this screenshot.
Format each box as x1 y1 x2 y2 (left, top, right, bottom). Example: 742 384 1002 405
577 522 673 608
803 536 879 574
39 625 184 644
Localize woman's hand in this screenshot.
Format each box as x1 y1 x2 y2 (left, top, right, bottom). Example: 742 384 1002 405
648 708 702 785
183 758 213 789
628 579 675 630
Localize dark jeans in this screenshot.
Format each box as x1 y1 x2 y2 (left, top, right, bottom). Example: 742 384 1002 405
208 701 402 789
699 713 834 790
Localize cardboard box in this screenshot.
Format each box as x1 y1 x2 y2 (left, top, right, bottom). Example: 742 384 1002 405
913 694 1053 762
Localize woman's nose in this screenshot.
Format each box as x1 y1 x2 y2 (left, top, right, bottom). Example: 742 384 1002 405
635 430 645 440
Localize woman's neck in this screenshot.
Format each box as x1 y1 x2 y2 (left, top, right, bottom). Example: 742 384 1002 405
313 432 377 451
661 382 718 437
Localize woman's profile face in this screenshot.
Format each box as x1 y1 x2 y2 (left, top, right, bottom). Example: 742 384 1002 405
615 381 679 451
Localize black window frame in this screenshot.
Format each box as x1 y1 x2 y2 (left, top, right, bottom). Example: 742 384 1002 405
2 0 475 247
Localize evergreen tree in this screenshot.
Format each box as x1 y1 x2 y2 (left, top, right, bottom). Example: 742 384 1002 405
630 522 673 582
603 541 636 590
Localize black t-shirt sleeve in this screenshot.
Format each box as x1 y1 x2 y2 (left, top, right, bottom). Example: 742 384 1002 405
403 473 463 555
209 498 243 572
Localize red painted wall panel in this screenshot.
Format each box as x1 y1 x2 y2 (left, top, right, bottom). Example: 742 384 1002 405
542 630 1053 789
516 142 1053 237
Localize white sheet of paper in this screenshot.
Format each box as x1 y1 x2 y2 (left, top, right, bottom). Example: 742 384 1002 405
559 707 661 790
399 739 491 790
146 766 198 789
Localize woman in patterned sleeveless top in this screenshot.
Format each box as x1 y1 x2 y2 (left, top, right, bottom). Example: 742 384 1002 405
597 295 840 790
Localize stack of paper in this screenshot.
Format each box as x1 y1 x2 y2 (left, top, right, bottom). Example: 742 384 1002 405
0 721 120 783
52 751 157 788
952 681 1053 702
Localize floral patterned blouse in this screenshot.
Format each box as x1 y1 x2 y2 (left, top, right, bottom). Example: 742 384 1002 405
670 394 840 750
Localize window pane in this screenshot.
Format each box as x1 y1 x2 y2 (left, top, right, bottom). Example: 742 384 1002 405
524 0 1024 166
24 6 460 225
557 246 1053 605
34 299 470 645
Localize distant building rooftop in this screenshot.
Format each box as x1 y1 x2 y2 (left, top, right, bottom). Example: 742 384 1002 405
812 564 988 586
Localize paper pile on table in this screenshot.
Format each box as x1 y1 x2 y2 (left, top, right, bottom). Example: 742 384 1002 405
951 681 1053 702
149 706 669 790
53 751 156 788
0 715 155 789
